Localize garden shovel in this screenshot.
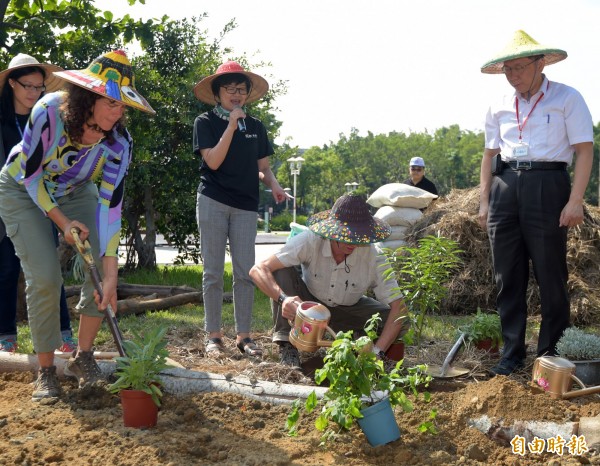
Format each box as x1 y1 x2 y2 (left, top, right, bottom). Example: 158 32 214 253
427 332 470 378
70 227 126 357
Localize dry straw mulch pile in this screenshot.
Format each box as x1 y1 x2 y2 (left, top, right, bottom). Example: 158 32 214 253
404 187 600 325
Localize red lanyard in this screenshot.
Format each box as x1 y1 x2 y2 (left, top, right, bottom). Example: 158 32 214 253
515 86 546 142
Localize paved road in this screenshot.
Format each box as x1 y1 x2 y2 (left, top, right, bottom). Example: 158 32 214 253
118 232 288 265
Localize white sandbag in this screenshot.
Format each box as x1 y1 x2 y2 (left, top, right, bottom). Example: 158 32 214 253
367 183 437 209
374 205 423 226
388 225 408 241
377 239 408 251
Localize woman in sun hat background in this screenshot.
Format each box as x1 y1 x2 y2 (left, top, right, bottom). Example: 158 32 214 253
0 53 78 355
250 193 409 368
193 60 287 358
0 49 155 400
478 30 594 376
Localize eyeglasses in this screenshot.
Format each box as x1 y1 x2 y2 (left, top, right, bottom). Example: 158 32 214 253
410 167 424 172
14 80 46 93
501 57 542 75
221 86 248 95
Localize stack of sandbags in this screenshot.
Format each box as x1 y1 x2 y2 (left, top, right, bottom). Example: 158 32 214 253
367 183 438 251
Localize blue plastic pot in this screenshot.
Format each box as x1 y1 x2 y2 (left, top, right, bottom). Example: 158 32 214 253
357 397 400 446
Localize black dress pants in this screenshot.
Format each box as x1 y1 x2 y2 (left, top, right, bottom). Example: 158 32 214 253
487 167 571 361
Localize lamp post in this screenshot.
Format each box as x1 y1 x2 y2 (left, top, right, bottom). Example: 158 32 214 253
345 181 360 193
287 156 305 223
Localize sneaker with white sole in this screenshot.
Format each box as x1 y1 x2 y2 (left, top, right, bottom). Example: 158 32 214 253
65 351 103 387
32 366 62 401
55 335 78 355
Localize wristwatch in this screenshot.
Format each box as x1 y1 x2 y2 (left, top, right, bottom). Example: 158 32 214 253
277 292 288 306
372 345 385 359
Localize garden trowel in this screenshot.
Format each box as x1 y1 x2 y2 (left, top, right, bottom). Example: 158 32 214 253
427 332 470 378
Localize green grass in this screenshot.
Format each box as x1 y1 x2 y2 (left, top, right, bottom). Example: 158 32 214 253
16 263 274 353
18 264 543 353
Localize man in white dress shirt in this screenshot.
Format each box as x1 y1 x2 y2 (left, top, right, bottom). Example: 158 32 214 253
478 30 594 376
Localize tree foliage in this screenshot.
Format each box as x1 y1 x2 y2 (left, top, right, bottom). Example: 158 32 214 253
3 1 598 269
282 121 600 217
123 17 289 268
0 0 158 67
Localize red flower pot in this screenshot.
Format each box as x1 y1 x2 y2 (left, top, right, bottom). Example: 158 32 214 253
120 390 158 428
474 338 500 355
385 342 405 361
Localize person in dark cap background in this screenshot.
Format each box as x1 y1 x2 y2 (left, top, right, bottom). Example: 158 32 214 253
249 194 408 368
402 156 438 195
478 30 594 376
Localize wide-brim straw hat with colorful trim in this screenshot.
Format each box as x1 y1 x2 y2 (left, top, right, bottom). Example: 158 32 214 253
481 30 567 74
307 194 391 245
0 53 64 95
193 60 269 105
53 50 155 114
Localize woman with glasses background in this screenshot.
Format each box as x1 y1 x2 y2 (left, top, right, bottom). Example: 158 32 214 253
192 61 287 358
0 54 77 354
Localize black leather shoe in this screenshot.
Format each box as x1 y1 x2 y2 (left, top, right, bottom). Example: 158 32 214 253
489 358 524 376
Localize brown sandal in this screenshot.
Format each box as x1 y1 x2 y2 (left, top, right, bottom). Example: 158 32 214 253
236 337 263 357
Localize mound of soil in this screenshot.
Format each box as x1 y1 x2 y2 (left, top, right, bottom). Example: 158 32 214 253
2 339 600 466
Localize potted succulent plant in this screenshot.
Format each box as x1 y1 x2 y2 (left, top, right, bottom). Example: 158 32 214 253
108 326 170 428
556 327 600 386
461 309 503 354
286 314 432 446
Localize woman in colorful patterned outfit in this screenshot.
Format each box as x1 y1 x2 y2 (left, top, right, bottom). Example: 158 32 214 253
0 50 154 400
0 53 77 354
193 61 287 357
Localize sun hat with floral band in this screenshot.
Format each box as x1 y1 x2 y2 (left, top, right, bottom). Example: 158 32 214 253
0 53 64 95
481 30 567 74
193 60 269 105
307 194 391 245
53 50 155 114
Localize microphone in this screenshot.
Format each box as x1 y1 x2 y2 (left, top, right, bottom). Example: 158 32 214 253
234 106 246 132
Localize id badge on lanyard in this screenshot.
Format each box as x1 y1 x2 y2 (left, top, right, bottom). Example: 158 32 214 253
513 142 529 158
514 90 544 159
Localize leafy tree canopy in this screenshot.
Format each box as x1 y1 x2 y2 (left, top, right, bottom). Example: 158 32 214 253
0 0 159 67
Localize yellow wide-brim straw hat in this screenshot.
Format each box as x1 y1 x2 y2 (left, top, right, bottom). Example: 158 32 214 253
481 30 567 74
0 53 64 95
194 60 269 105
53 50 155 114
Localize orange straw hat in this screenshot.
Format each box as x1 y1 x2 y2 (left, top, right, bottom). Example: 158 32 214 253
193 60 269 105
53 50 155 114
0 53 63 95
481 30 567 74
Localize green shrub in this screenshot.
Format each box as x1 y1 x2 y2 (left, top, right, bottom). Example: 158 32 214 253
269 212 308 231
556 327 600 361
286 314 432 443
108 326 170 406
460 309 502 346
383 235 461 346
